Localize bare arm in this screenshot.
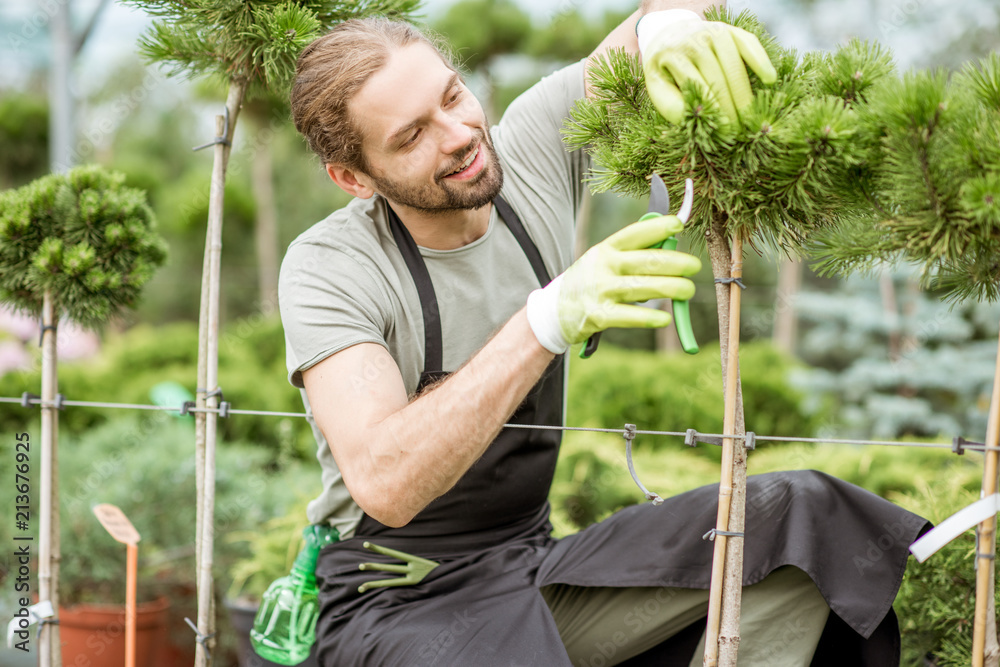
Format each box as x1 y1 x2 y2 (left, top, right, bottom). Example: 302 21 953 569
303 308 554 528
585 0 723 97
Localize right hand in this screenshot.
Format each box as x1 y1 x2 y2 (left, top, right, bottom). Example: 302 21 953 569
526 215 701 354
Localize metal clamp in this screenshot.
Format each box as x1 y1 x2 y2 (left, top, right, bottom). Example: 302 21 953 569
38 323 57 347
20 392 38 408
952 436 982 455
192 107 231 151
180 401 196 417
714 277 747 290
623 423 663 505
685 428 722 448
183 617 216 660
702 528 745 541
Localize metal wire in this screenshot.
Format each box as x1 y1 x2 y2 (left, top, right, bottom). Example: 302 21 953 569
4 394 999 452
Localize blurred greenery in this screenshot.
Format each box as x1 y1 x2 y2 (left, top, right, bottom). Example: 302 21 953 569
0 415 320 606
567 342 827 450
0 92 49 190
1 4 997 663
0 317 316 459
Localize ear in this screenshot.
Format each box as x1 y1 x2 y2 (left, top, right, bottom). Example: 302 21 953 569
326 164 376 199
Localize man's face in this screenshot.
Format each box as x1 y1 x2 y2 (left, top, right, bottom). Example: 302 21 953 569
349 42 503 212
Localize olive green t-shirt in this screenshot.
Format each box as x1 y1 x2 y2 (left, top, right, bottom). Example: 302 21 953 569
278 60 590 536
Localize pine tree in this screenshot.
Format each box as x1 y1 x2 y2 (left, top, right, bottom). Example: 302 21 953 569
0 164 165 667
563 9 897 663
808 51 1000 667
811 54 1000 303
118 2 422 664
123 0 421 100
0 165 167 327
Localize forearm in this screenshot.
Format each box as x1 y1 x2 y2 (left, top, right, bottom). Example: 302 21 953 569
359 309 554 526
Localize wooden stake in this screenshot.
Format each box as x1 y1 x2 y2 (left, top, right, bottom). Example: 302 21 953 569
38 289 59 667
704 237 746 666
972 321 1000 667
93 504 141 667
194 81 244 667
126 543 137 667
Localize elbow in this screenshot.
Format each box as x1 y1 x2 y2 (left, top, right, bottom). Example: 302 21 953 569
350 481 419 529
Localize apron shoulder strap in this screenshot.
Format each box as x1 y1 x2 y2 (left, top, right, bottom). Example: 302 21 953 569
494 195 551 286
386 203 444 378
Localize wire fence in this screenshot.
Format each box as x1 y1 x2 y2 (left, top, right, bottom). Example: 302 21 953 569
4 392 998 453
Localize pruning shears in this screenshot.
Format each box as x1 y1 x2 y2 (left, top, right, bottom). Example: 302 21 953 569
580 174 699 358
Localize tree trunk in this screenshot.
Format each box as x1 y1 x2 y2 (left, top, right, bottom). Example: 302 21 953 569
880 273 901 363
972 320 1000 667
38 290 61 667
772 258 801 355
252 127 279 309
703 219 747 667
194 81 245 667
49 0 73 174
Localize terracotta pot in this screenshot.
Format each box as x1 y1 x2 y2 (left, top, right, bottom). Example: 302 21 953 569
59 596 170 667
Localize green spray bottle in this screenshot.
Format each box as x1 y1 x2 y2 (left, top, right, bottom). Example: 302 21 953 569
251 524 339 664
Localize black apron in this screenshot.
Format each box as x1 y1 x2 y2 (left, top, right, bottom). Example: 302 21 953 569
314 198 931 666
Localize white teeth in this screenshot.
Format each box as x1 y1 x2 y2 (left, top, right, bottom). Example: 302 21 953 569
449 147 478 175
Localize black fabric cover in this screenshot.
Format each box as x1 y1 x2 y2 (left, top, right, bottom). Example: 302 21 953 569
315 470 931 666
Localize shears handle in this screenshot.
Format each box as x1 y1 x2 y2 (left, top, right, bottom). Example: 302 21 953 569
653 233 699 355
579 212 699 358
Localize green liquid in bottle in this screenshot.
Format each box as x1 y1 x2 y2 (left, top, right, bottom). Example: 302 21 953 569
251 525 339 665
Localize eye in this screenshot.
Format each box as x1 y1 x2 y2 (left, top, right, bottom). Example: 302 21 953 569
403 129 421 147
446 88 463 106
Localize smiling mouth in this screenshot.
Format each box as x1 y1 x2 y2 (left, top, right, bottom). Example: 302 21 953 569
445 146 480 177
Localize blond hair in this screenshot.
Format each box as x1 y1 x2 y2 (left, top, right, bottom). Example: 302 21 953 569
291 18 454 172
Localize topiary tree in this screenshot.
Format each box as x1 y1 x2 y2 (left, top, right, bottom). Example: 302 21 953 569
0 164 166 665
562 8 897 662
811 52 1000 667
119 1 421 662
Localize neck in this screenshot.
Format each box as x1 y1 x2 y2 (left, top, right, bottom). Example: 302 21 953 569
389 200 493 250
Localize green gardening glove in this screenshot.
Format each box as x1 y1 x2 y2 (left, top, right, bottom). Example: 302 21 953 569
637 9 777 124
526 215 701 354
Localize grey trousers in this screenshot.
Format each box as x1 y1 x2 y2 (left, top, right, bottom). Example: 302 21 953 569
542 565 830 666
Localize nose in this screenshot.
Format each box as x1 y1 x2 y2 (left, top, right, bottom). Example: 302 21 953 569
433 110 473 156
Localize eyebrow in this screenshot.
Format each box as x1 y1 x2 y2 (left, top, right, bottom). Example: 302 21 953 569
384 71 461 150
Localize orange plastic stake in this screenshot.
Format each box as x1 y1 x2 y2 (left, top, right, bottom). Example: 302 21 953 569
93 503 141 667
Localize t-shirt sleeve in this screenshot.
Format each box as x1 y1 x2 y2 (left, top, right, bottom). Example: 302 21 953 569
279 238 391 388
494 60 590 218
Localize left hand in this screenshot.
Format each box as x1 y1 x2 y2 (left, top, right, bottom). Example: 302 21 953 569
638 9 777 124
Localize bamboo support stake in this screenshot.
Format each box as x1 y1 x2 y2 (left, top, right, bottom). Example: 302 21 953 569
704 237 746 667
38 290 60 667
194 81 244 667
972 321 1000 667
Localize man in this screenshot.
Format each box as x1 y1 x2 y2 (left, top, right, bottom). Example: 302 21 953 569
280 3 929 665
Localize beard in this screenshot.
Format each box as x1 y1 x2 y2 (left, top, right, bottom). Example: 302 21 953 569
368 128 504 213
